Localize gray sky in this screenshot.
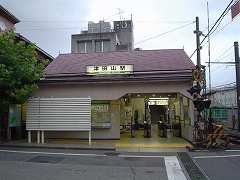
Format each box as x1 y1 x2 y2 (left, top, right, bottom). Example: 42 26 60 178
0 0 240 88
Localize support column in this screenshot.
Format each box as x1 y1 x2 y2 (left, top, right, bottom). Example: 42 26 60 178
41 131 45 144
28 131 31 143
89 131 91 145
37 131 40 144
234 41 240 132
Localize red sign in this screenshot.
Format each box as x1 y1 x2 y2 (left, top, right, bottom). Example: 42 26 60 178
231 1 240 20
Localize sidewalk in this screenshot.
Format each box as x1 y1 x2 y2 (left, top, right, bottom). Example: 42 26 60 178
0 139 116 151
0 136 192 152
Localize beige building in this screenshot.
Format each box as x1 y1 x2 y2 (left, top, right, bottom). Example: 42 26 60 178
30 49 195 142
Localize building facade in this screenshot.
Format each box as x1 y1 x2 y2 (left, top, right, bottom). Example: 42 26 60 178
0 5 19 31
28 49 195 141
208 86 238 129
71 20 134 53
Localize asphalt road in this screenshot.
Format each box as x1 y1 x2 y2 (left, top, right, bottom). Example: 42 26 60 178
2 146 239 180
0 147 187 180
190 150 240 180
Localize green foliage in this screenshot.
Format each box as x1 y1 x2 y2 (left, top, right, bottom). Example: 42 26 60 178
0 30 47 108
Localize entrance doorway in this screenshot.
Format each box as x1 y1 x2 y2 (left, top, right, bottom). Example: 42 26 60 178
118 93 191 148
149 105 167 125
119 93 181 139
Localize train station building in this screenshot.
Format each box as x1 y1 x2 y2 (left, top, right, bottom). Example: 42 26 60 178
26 49 195 145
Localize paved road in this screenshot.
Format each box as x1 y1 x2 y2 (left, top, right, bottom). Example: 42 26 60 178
0 147 188 180
190 150 240 180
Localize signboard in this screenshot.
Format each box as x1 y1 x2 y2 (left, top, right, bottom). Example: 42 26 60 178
91 102 111 128
8 104 21 127
86 65 133 75
91 104 109 113
148 98 169 106
114 20 132 31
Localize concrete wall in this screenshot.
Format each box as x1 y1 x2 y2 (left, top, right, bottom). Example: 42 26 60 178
34 81 192 100
71 33 117 53
116 29 133 50
71 20 134 53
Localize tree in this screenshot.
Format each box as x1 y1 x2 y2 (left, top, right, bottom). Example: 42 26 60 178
0 30 47 112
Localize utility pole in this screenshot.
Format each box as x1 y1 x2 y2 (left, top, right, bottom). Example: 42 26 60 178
195 17 201 69
207 1 211 93
234 41 240 132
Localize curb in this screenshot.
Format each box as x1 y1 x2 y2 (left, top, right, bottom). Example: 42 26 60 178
0 144 116 151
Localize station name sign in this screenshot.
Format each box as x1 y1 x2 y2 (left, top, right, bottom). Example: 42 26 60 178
86 65 133 75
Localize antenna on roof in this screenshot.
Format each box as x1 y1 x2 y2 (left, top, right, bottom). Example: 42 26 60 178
117 8 124 21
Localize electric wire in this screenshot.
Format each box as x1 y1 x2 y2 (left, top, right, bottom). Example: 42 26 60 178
200 20 232 49
212 45 233 62
134 22 194 45
17 20 194 31
190 0 236 58
20 19 194 24
212 81 236 88
17 26 88 31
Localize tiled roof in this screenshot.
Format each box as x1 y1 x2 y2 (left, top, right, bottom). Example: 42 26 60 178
45 49 195 77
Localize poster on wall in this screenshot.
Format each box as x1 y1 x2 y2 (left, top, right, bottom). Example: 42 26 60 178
8 104 21 127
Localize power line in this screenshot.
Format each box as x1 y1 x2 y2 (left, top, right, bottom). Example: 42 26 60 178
202 0 236 43
20 19 194 24
212 45 233 62
206 61 235 64
200 20 232 48
134 22 194 45
190 0 236 58
212 82 236 88
17 21 192 31
16 26 87 31
21 20 88 23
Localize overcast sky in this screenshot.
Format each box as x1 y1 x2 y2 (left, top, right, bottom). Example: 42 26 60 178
0 0 240 88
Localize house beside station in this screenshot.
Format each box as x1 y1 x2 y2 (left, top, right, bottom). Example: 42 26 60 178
0 5 53 141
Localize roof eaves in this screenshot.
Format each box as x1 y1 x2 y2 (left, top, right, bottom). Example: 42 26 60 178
0 5 20 24
16 33 54 61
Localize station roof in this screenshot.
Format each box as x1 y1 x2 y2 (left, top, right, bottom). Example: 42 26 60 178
43 49 195 83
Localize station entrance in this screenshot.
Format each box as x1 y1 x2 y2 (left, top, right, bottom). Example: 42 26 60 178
118 93 191 148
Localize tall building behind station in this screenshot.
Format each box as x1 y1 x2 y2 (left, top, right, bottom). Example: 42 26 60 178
71 20 134 53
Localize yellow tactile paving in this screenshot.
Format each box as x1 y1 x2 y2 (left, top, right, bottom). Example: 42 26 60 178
48 129 192 149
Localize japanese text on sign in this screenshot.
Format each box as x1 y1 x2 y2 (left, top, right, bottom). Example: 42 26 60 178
86 65 133 75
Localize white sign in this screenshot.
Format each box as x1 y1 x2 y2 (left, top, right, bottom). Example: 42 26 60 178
86 65 133 75
92 104 109 113
148 98 169 106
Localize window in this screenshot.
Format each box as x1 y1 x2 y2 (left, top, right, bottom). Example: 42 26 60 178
78 41 92 53
95 40 111 52
78 41 85 53
95 41 102 52
86 41 93 53
103 40 110 52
